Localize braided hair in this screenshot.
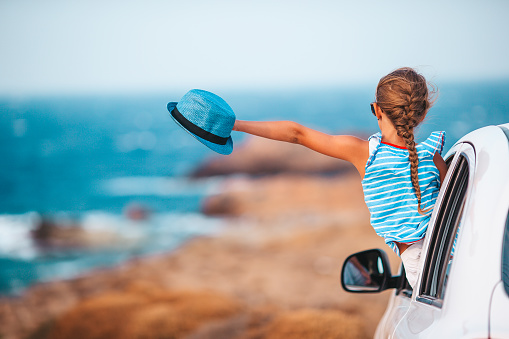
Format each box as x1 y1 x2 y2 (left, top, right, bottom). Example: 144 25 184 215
375 67 437 214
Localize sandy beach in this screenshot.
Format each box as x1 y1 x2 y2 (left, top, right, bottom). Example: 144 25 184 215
0 136 401 339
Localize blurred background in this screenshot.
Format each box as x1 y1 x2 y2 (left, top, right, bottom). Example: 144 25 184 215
3 0 509 95
1 0 509 338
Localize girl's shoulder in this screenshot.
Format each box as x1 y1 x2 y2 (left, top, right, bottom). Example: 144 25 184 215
417 131 446 157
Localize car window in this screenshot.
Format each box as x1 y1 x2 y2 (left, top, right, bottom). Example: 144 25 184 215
418 151 471 307
438 154 462 298
503 211 509 296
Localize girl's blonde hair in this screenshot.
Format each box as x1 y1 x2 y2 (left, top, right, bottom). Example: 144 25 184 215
375 67 437 214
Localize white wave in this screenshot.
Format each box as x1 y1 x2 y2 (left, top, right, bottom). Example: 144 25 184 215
81 210 222 236
0 212 40 259
0 209 223 263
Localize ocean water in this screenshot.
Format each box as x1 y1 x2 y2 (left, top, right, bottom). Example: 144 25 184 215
1 81 508 295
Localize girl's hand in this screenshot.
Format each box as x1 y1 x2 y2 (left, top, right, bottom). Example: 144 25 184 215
233 120 369 177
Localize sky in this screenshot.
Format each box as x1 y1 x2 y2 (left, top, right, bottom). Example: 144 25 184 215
1 0 509 96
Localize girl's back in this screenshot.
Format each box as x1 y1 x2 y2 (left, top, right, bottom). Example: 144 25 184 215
362 130 445 255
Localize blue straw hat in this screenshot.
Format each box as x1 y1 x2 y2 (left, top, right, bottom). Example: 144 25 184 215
167 89 235 155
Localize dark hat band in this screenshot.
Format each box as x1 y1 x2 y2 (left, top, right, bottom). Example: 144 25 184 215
171 107 228 145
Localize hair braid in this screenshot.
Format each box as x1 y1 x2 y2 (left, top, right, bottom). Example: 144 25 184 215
395 122 431 214
376 67 436 215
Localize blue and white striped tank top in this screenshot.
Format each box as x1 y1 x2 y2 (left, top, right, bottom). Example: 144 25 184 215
361 131 445 256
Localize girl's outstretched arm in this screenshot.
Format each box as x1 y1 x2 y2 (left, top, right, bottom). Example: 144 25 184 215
233 120 369 177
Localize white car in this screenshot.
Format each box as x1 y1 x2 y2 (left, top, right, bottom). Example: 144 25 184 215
341 123 509 338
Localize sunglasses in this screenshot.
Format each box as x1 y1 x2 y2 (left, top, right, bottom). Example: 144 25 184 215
370 103 376 116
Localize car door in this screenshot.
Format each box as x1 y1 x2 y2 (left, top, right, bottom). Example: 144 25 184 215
390 142 474 338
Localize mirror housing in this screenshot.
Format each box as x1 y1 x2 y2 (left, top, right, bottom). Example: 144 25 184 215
341 249 399 293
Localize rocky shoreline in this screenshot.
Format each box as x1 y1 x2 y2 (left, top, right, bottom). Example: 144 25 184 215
0 136 400 339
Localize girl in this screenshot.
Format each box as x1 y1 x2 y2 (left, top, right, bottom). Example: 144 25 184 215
233 67 448 288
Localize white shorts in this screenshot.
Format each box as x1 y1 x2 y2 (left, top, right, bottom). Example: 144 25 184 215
400 238 424 289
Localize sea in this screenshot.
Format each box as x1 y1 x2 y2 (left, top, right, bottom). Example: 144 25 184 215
1 81 508 295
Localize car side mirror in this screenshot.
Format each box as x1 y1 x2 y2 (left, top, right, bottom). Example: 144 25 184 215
341 249 397 293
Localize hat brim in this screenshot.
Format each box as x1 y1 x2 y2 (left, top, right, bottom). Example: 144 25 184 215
167 102 233 155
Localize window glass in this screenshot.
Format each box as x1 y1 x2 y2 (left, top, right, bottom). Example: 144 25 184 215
439 154 461 297
440 218 462 298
